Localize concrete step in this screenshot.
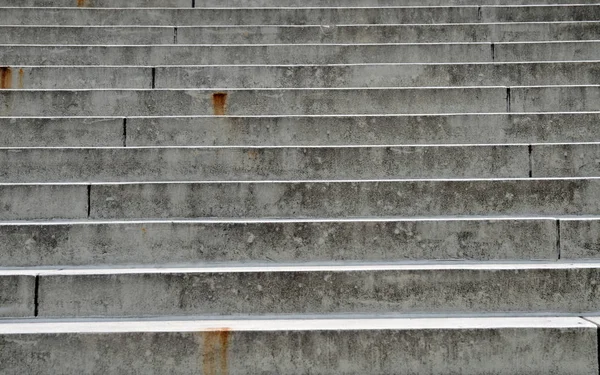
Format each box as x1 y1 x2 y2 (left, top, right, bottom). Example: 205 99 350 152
2 86 599 116
0 316 595 374
533 143 600 178
6 63 596 90
0 145 530 183
3 22 599 44
3 262 600 318
3 113 599 148
5 0 600 6
0 218 559 267
3 42 600 66
5 178 600 220
7 62 600 90
1 6 600 26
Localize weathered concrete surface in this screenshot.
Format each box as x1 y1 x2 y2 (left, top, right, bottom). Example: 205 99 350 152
0 145 529 183
1 6 599 26
89 179 600 219
0 0 191 6
560 219 600 259
510 85 600 112
0 7 481 26
0 67 151 90
156 62 600 89
0 184 87 220
3 22 599 45
0 44 495 65
35 265 600 317
0 117 123 147
0 26 176 45
0 219 557 267
0 88 507 116
495 41 600 62
0 276 34 318
0 317 595 375
190 0 600 5
533 143 600 178
127 113 600 146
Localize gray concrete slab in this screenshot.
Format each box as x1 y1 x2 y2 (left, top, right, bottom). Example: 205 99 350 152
560 219 600 259
0 184 88 220
0 0 191 6
7 63 598 90
0 7 482 26
126 113 600 147
0 145 529 183
0 276 34 318
89 179 600 219
495 41 600 62
155 62 600 89
0 317 595 375
533 143 600 178
33 264 600 316
0 117 123 147
1 6 599 26
3 22 599 45
190 0 600 5
0 218 557 267
510 85 600 112
0 44 495 65
0 66 150 89
0 88 508 116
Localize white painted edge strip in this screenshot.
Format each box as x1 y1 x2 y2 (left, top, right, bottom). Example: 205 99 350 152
2 4 599 9
2 261 600 276
0 316 592 334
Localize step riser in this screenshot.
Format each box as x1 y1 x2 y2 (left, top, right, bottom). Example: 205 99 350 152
4 114 599 148
21 267 600 317
0 0 191 6
562 220 600 259
0 146 529 182
4 63 599 89
3 180 600 220
3 43 599 65
0 326 595 375
1 7 599 26
3 23 599 44
2 87 599 116
0 220 557 267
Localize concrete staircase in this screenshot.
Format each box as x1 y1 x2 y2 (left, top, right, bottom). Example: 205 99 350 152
2 0 600 373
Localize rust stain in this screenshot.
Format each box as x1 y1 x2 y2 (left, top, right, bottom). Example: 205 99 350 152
212 92 227 116
77 0 89 7
202 328 230 375
17 68 23 89
0 67 12 89
247 150 259 160
141 227 146 234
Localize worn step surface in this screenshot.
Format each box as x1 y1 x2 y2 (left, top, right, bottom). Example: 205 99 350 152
2 5 600 26
4 42 600 66
0 218 558 267
0 316 595 375
1 262 599 318
4 22 600 44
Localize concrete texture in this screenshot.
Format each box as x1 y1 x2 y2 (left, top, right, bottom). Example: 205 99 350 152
0 0 191 6
0 219 557 267
34 264 600 317
0 66 151 90
0 145 529 183
89 179 600 219
156 62 600 89
533 143 600 177
1 6 599 26
495 40 600 62
0 44 495 65
3 63 600 90
510 85 600 112
0 184 88 220
0 117 123 147
0 275 34 318
0 317 596 374
127 113 600 146
560 219 600 259
3 22 599 45
0 88 508 116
